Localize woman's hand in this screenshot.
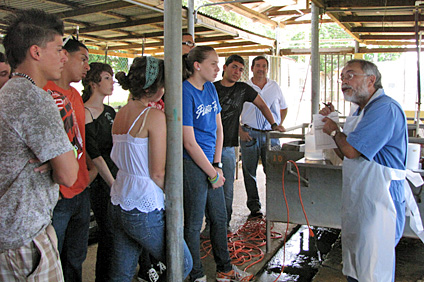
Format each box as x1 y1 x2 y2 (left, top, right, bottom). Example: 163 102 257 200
210 168 225 189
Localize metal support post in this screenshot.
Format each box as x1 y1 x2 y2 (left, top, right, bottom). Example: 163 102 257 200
311 3 320 119
187 0 195 37
164 1 184 280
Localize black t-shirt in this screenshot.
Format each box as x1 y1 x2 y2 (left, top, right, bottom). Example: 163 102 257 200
214 81 258 147
85 104 118 178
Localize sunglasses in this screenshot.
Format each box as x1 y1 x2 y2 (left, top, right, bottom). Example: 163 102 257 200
182 41 196 47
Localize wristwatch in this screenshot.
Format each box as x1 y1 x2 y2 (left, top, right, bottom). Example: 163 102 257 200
330 130 338 138
212 162 223 169
271 123 278 129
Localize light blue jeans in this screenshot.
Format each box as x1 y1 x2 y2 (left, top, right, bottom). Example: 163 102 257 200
240 127 280 213
108 205 193 282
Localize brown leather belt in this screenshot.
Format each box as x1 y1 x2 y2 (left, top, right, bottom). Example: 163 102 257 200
242 124 270 133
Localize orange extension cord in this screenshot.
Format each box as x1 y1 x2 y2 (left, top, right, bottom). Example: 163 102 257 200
200 160 313 282
271 160 315 282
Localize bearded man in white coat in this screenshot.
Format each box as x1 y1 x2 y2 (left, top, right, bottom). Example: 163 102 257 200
320 59 408 282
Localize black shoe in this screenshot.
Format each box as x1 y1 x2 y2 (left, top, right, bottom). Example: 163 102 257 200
248 211 263 219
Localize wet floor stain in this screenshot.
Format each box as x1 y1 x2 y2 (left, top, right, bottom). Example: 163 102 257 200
257 225 340 282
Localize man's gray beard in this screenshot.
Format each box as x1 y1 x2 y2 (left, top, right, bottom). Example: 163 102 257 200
343 81 370 105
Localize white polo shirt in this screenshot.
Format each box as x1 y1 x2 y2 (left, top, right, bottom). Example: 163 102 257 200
241 78 287 130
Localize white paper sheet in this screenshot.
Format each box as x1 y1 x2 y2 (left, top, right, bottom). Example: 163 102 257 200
312 112 339 150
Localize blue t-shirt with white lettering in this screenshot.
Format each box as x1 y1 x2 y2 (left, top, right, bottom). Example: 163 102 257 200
183 80 221 162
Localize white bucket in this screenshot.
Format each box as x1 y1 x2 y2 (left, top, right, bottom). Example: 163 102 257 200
406 143 421 170
304 125 324 160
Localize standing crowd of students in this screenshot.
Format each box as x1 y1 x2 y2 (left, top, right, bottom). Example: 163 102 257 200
0 7 293 282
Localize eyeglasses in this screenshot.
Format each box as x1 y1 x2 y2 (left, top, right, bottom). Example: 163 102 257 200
182 41 196 47
337 72 370 84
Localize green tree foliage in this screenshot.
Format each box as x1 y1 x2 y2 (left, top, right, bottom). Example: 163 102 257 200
88 53 129 73
364 52 401 62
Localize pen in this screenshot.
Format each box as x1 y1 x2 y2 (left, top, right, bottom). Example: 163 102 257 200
322 102 341 114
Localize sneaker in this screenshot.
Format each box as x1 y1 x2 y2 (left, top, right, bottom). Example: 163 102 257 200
216 265 253 282
156 261 166 275
147 267 159 282
247 211 263 219
193 274 207 282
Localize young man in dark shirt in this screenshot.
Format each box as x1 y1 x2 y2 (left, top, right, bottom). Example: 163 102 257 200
209 55 284 230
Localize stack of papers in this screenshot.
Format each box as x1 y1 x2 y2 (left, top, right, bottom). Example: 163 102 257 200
312 112 340 150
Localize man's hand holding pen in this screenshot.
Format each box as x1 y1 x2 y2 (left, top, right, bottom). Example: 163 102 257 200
321 102 341 115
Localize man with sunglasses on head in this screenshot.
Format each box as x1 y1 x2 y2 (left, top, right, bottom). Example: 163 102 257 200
202 55 284 234
182 32 196 55
239 55 288 219
320 59 417 282
44 37 97 282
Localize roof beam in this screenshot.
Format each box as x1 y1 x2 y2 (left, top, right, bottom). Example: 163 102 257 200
351 26 424 33
363 40 417 46
53 1 135 19
359 34 417 40
78 16 164 33
321 0 414 7
326 12 362 42
212 45 270 53
205 0 278 28
284 19 332 25
266 8 311 17
280 46 418 55
196 13 275 47
340 15 424 23
217 51 272 57
107 37 257 51
94 26 212 41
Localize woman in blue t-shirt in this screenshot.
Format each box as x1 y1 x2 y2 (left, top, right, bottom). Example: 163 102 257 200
182 46 253 282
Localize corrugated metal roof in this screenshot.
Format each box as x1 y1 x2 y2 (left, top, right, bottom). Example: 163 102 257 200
0 0 420 57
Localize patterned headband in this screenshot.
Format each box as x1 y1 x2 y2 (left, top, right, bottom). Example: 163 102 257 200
143 56 160 89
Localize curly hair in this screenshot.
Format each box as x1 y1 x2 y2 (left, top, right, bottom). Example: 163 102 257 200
115 56 164 100
82 62 113 102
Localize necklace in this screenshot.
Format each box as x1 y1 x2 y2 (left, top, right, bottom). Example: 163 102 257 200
11 72 36 85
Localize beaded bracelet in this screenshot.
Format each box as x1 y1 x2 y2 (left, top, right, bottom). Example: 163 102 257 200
208 172 220 184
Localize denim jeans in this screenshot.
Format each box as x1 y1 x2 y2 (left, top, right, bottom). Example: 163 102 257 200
88 178 114 282
183 158 232 280
240 127 280 213
108 205 192 282
222 147 236 225
52 188 91 282
205 146 236 227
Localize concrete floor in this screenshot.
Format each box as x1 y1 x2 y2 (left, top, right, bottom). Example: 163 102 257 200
82 162 424 282
82 163 291 282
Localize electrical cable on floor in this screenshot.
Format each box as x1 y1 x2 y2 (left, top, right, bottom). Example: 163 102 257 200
200 217 282 281
200 160 319 281
271 160 318 282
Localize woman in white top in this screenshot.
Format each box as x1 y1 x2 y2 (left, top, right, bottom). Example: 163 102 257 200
108 56 192 282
